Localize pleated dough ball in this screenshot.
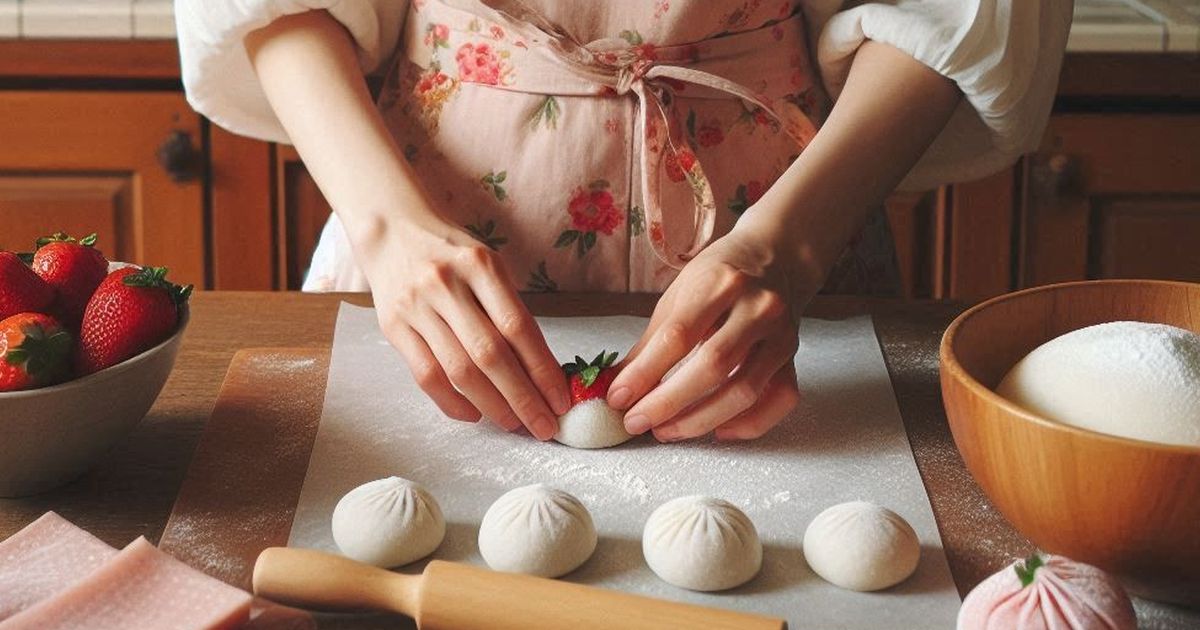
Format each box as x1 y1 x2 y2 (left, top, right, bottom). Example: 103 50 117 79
555 399 634 449
331 477 445 568
803 501 920 591
642 496 762 591
478 484 597 578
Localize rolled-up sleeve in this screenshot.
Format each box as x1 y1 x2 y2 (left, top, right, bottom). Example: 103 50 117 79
176 0 408 144
812 0 1072 190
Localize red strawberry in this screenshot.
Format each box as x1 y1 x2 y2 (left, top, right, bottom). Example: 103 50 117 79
0 252 56 321
31 231 109 328
562 350 619 404
31 232 109 328
76 266 191 375
0 312 73 391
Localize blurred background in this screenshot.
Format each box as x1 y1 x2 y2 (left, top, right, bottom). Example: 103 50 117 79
0 0 1197 301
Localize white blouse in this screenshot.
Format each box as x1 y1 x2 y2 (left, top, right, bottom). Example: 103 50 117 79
178 0 1072 192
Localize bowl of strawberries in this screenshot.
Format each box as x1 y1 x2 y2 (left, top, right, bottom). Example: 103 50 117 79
0 233 190 496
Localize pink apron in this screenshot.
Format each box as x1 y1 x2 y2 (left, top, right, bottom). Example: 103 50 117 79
305 0 829 293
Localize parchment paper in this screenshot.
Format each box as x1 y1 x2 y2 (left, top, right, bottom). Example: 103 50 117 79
289 303 961 628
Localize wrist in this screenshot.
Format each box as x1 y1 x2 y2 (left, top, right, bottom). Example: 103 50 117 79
731 205 832 293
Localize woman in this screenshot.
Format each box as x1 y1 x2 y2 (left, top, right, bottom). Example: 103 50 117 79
178 0 1071 442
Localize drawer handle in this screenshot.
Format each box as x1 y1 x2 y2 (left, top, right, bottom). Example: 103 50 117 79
156 130 202 183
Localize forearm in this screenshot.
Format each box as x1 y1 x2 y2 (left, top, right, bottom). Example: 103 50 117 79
738 40 961 288
244 11 441 256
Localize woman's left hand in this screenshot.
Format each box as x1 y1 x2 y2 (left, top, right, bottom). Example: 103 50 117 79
606 222 817 441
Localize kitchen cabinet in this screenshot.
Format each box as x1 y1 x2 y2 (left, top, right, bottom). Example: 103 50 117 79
1020 113 1200 287
0 90 206 286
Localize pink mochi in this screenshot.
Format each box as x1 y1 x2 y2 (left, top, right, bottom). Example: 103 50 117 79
958 554 1136 630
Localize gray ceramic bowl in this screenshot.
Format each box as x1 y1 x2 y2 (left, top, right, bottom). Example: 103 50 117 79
0 309 188 496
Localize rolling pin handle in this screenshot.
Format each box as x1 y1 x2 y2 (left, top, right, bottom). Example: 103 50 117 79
252 547 422 616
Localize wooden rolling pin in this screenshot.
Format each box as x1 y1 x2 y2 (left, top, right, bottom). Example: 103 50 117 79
253 547 787 630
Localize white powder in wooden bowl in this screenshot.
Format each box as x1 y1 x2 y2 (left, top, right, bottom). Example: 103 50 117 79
997 321 1200 447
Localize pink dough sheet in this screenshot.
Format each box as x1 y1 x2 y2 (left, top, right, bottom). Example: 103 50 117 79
0 536 251 630
0 512 118 620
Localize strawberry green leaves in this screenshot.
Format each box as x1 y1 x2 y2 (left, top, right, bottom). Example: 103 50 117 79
561 350 619 387
1014 553 1044 588
35 232 98 249
122 266 193 307
4 321 72 380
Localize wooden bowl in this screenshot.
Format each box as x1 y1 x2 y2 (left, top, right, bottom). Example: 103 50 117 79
0 310 188 497
940 279 1200 606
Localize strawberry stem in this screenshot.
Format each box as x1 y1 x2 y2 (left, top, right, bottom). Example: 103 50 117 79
122 266 193 306
560 349 620 387
5 323 72 380
1014 553 1044 587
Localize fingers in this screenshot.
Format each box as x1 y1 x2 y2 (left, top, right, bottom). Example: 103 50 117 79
432 285 559 441
650 333 797 441
411 311 523 433
469 265 570 416
607 271 746 412
621 301 764 434
389 325 481 422
712 364 801 441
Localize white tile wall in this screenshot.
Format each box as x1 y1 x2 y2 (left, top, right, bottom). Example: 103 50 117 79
2 0 1199 51
21 0 133 39
132 0 174 39
0 0 19 39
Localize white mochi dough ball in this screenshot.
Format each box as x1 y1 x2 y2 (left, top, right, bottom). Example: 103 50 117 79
478 484 597 578
331 477 445 568
996 321 1200 447
803 501 920 592
555 399 633 449
642 495 762 591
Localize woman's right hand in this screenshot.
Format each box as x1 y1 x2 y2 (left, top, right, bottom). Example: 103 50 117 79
358 216 569 440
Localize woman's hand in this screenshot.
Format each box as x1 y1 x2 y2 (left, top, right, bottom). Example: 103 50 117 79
606 40 964 441
606 223 814 441
361 216 569 439
245 11 567 439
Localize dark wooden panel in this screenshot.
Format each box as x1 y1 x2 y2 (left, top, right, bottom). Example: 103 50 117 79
884 190 936 300
946 169 1016 303
209 127 276 290
0 91 205 286
0 176 133 261
0 40 180 80
1020 114 1200 288
1056 54 1200 100
1093 198 1200 281
276 146 332 290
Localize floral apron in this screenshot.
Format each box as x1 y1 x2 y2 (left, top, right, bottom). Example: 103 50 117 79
304 0 898 296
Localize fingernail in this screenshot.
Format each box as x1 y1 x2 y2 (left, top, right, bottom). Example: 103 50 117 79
552 388 570 416
536 415 558 441
608 387 632 410
652 429 677 443
624 414 650 435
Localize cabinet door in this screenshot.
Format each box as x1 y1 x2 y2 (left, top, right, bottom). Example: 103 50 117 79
0 92 205 285
276 146 332 290
1020 114 1200 287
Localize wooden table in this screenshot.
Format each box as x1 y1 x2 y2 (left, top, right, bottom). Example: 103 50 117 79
0 291 1032 598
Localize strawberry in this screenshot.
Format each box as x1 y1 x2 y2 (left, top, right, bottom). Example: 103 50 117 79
76 266 192 375
0 251 55 321
0 312 73 391
31 232 109 328
562 350 619 404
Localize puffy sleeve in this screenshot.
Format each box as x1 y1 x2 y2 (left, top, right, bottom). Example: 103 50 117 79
176 1 408 144
808 0 1072 190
